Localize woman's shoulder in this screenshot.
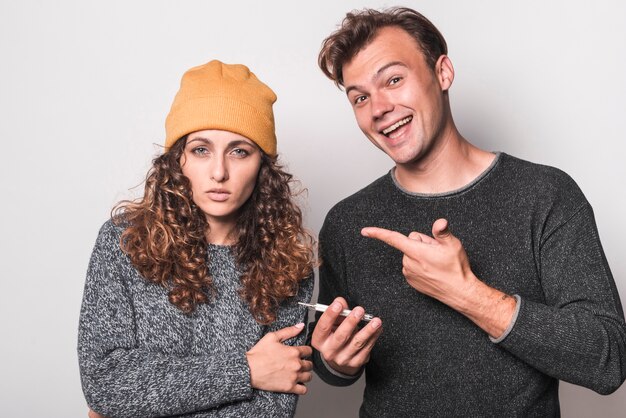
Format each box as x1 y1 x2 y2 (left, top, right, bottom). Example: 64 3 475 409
98 216 126 239
92 217 128 261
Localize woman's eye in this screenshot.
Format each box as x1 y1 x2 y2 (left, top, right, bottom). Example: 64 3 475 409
389 76 402 85
192 147 209 155
231 148 249 157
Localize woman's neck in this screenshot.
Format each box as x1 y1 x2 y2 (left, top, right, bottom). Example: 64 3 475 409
205 219 237 246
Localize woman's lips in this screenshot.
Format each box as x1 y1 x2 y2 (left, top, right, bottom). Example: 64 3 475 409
207 190 230 202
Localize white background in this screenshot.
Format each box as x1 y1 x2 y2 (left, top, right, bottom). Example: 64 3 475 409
1 1 625 416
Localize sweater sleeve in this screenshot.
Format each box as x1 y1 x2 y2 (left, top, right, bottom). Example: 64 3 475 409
309 211 364 387
77 222 253 417
497 203 626 394
267 272 314 344
242 273 315 416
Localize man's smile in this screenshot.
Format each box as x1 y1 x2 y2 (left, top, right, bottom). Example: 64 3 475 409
381 116 413 138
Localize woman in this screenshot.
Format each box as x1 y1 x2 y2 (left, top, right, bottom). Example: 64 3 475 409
78 60 315 417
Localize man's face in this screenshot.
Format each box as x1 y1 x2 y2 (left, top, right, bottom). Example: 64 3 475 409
342 26 450 167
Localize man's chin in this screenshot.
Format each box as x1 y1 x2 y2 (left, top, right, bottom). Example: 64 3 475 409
386 149 420 166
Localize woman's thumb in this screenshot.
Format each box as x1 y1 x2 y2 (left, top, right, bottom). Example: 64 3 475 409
273 322 305 342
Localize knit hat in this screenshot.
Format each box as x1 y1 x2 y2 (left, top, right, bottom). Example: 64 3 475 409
165 60 277 156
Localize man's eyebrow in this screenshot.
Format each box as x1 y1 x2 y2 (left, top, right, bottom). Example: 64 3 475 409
345 61 407 96
375 61 407 78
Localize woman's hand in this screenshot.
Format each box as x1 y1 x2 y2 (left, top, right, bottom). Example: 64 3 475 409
246 323 313 395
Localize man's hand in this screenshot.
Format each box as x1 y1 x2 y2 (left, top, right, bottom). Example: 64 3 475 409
311 297 382 376
361 218 476 305
362 218 516 338
246 323 313 395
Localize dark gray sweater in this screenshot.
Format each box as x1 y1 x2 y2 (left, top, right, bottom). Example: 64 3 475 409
313 153 626 417
78 220 313 417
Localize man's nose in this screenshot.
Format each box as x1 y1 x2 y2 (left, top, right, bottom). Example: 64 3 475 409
371 92 394 120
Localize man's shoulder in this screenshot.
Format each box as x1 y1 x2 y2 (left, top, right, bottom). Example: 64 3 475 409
497 153 588 216
499 153 581 193
319 172 392 242
325 172 391 220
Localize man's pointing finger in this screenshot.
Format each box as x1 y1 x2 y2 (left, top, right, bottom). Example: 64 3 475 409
361 227 414 253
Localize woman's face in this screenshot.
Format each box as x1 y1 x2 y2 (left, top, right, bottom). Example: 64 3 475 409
180 129 262 235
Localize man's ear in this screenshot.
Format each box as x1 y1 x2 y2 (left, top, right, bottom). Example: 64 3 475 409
436 55 454 91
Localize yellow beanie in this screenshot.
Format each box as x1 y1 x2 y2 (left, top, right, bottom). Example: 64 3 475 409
165 60 277 156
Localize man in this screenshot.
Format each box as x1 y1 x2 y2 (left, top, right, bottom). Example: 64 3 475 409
309 7 626 417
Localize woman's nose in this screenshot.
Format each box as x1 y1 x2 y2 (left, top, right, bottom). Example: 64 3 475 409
210 156 228 182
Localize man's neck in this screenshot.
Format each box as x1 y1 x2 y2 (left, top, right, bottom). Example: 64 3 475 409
394 130 495 194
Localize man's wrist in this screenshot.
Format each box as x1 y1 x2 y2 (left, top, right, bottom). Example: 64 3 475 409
450 277 518 338
490 294 521 343
442 272 483 313
320 354 362 378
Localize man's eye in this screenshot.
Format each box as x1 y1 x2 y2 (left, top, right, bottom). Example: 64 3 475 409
354 95 367 104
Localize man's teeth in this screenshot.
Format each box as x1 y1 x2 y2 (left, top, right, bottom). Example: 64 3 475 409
382 116 412 135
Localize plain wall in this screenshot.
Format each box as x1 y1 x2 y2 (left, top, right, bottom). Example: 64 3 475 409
1 0 624 416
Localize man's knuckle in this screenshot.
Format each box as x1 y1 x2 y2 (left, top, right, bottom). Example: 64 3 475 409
353 338 365 349
318 322 331 333
333 332 350 345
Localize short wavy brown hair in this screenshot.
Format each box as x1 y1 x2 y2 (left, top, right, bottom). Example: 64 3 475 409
319 7 448 87
113 137 315 324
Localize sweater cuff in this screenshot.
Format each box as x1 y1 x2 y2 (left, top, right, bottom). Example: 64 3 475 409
490 294 522 344
320 353 362 379
312 348 363 386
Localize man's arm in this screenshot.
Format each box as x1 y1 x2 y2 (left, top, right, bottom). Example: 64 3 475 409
311 297 382 377
497 203 626 394
363 212 626 394
362 218 517 339
308 214 383 386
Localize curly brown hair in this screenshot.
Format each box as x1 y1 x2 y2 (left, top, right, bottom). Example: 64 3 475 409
112 136 315 324
319 7 448 87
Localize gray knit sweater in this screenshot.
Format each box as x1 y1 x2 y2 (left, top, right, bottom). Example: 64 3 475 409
312 153 626 417
78 220 313 417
